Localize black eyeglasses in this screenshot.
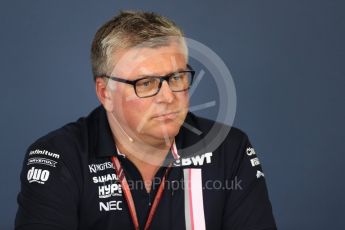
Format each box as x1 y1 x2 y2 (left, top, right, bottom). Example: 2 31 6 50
102 65 195 98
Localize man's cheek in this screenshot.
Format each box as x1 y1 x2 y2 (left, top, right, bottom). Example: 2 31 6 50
125 101 149 125
177 92 189 105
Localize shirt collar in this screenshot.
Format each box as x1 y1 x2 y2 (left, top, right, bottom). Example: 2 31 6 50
92 106 118 157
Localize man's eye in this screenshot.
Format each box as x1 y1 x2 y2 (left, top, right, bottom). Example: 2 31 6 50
143 80 151 86
137 79 156 88
171 73 183 81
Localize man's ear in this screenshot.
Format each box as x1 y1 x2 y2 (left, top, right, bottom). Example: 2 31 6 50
95 78 114 112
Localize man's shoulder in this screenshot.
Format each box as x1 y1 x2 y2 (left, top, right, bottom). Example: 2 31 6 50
180 112 249 157
185 112 248 141
27 106 103 158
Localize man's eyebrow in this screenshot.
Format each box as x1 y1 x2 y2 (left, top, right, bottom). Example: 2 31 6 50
137 67 188 78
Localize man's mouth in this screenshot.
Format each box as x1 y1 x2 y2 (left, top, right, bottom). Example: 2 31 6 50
152 111 179 121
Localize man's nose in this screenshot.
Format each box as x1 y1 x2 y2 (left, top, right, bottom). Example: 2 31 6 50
155 80 174 103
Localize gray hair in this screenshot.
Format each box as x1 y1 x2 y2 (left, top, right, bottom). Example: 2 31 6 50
91 11 186 81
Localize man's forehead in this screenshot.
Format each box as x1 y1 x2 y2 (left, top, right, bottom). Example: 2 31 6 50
110 43 187 78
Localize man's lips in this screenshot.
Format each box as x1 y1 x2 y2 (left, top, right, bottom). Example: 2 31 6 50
152 111 179 120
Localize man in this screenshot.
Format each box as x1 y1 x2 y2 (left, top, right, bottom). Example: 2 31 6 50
15 11 277 230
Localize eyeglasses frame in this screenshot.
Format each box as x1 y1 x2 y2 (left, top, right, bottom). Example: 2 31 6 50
101 65 195 98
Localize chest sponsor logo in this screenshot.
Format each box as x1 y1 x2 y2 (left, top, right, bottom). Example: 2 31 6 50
173 152 212 167
92 173 118 184
99 200 123 211
92 173 123 212
89 162 114 173
27 167 50 184
27 157 57 167
98 183 122 198
29 149 60 159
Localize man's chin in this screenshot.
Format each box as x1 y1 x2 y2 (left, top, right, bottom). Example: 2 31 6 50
142 126 180 145
156 127 180 139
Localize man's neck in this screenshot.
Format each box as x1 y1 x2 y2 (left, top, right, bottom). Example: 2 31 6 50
107 112 174 192
115 139 171 193
115 136 171 167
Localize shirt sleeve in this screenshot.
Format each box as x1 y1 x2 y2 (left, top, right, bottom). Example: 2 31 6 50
222 131 277 230
15 141 80 230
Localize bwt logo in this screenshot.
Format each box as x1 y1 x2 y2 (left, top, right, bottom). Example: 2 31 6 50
173 152 213 167
27 167 50 184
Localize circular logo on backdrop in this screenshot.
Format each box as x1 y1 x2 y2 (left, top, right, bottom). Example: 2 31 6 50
105 36 236 166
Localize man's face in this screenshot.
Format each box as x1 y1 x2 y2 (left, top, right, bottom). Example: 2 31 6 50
107 41 189 145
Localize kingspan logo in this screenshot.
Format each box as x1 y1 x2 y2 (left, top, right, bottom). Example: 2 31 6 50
89 162 114 173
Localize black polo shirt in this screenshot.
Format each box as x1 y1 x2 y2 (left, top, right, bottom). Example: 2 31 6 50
15 106 277 230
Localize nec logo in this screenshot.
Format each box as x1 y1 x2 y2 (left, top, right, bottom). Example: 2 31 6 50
27 167 50 184
99 201 123 212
